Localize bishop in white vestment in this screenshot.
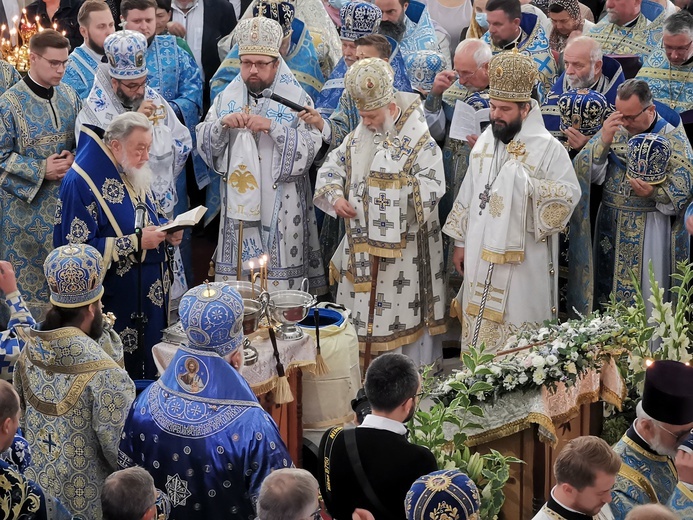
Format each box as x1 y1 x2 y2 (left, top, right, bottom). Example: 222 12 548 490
443 50 580 352
315 58 447 366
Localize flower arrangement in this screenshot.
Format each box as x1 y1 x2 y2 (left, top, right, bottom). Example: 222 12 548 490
409 360 522 520
600 260 693 443
437 314 627 404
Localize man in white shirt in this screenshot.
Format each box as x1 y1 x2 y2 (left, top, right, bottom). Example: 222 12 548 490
533 436 620 520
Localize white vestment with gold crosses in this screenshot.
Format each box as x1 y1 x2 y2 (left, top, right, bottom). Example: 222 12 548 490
314 92 447 362
442 101 580 352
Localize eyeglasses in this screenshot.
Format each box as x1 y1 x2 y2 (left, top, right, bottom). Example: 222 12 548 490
240 58 278 71
620 105 652 123
117 79 148 92
310 506 322 520
657 423 693 443
455 64 481 80
663 40 693 54
33 53 69 70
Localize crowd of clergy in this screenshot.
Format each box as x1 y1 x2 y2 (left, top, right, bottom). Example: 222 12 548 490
1 0 693 516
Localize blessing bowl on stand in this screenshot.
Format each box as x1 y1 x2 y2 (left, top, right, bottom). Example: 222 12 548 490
264 279 316 341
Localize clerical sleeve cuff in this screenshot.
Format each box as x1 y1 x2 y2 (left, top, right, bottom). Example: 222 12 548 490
326 188 345 207
4 291 20 304
322 121 332 143
593 138 610 165
424 93 442 113
454 240 465 248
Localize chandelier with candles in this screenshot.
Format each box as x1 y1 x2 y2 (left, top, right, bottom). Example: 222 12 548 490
0 9 66 72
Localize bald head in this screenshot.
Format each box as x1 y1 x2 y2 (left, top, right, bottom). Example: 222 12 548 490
0 380 19 452
0 379 19 423
624 504 680 520
257 469 319 520
453 38 492 91
563 36 603 89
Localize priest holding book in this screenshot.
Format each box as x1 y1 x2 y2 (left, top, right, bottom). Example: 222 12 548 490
54 112 182 380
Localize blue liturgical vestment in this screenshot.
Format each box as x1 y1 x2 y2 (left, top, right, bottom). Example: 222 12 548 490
611 425 693 519
541 56 625 142
574 102 693 309
119 345 292 520
540 57 624 317
63 44 101 99
0 458 73 520
53 127 171 379
0 78 80 321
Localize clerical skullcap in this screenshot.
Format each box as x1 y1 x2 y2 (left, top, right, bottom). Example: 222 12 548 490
405 50 447 93
340 2 382 42
345 57 395 111
253 1 295 37
488 49 537 103
405 470 481 520
44 244 105 308
626 133 671 185
642 360 693 425
179 283 245 356
104 30 148 80
558 88 610 136
235 17 284 58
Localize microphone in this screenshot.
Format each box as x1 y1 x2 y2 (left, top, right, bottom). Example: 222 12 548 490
261 88 308 113
134 203 146 234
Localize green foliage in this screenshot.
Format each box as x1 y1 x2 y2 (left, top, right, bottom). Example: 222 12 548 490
408 346 523 520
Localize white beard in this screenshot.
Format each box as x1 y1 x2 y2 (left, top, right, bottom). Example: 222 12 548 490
122 159 154 195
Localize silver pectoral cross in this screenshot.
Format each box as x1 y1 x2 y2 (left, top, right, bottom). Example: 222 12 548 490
479 183 492 215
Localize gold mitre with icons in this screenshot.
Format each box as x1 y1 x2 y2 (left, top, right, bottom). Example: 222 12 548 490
488 49 537 103
235 16 284 57
345 57 395 111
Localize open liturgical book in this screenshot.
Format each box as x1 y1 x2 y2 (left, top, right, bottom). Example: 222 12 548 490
159 206 207 233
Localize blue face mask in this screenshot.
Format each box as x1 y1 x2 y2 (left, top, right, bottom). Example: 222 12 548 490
329 0 346 9
475 12 488 28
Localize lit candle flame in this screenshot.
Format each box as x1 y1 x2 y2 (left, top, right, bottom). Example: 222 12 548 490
645 358 654 367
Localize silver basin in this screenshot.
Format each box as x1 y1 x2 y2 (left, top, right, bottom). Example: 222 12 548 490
267 289 316 340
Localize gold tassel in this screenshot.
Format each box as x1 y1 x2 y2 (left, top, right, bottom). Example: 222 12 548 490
208 260 215 278
313 351 330 376
267 325 293 404
312 308 330 376
273 374 294 404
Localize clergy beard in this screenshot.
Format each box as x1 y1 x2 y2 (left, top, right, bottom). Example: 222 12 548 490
88 306 104 340
86 38 105 56
245 77 273 96
566 64 597 89
115 87 144 111
378 20 407 42
122 158 154 194
650 428 679 458
491 114 523 144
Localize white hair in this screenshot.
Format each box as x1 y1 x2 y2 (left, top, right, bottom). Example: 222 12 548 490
103 111 152 145
454 38 493 67
565 35 603 65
